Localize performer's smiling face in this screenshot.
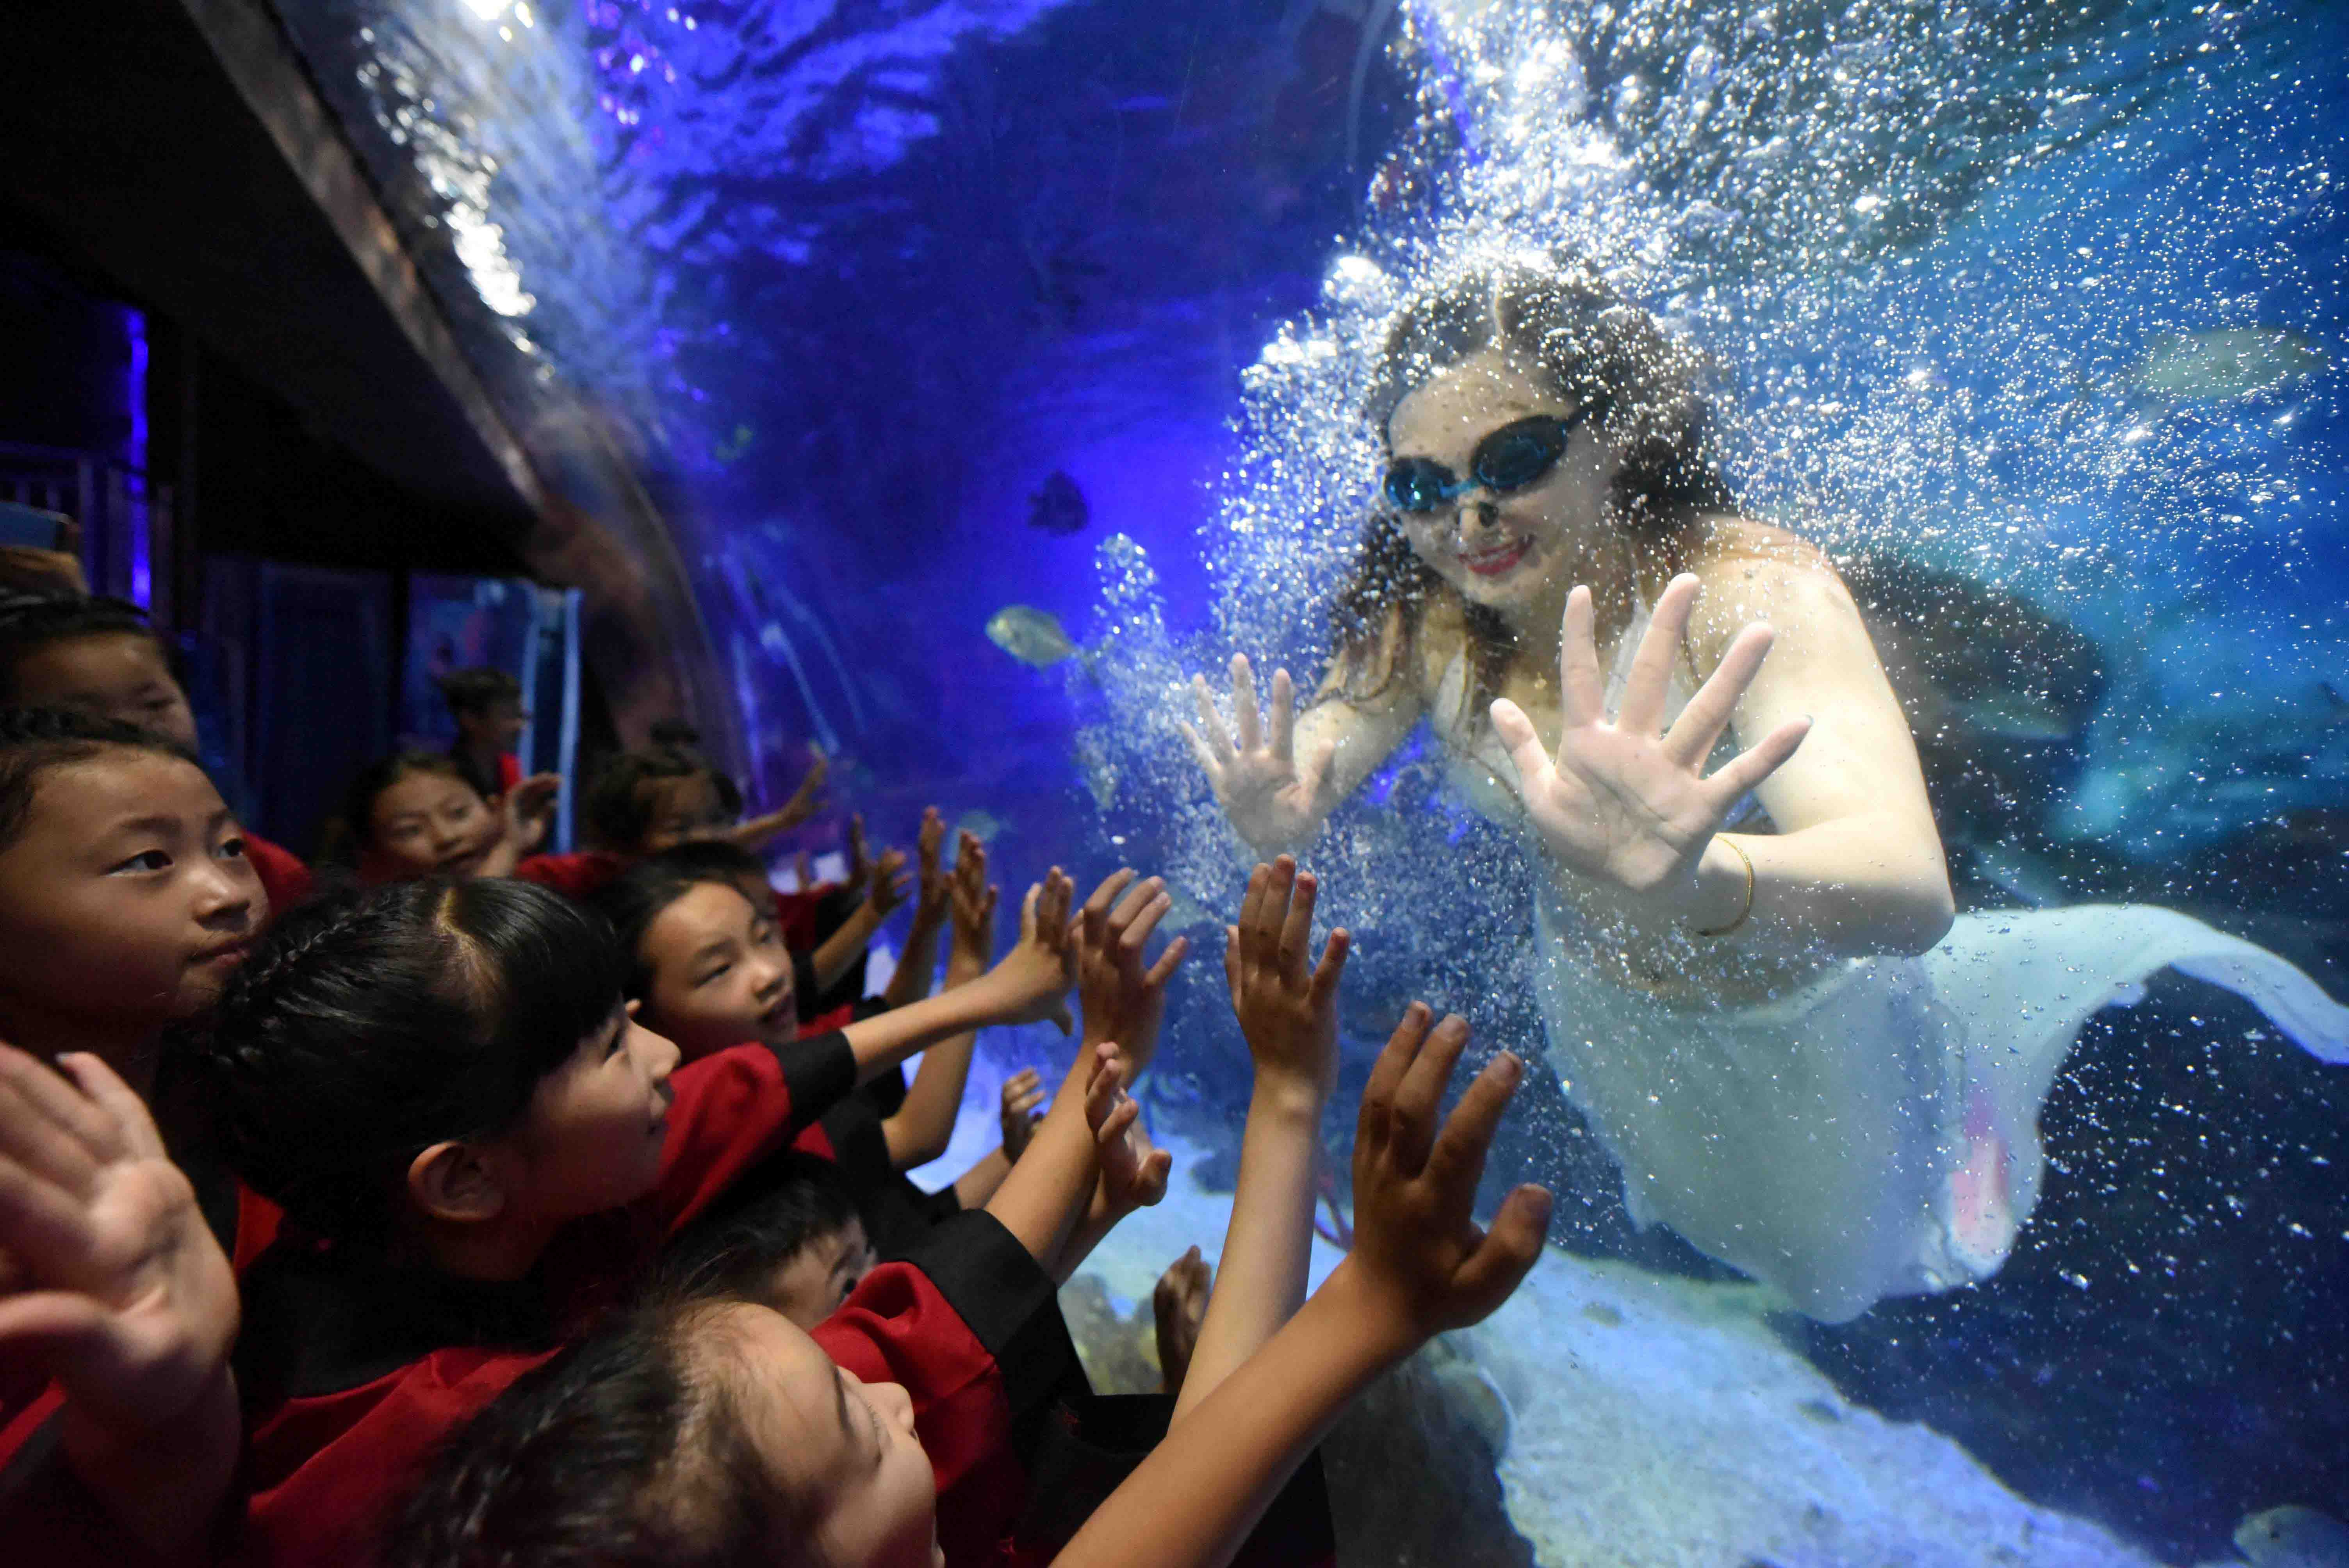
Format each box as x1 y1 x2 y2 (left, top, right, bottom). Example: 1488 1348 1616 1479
1383 349 1619 616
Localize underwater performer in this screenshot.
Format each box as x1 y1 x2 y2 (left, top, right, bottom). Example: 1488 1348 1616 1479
1181 251 2349 1323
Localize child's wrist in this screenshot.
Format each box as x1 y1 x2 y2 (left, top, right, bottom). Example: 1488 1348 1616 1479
1249 1066 1330 1119
1313 1258 1425 1367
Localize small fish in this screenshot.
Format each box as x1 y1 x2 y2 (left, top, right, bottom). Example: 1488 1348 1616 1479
2130 328 2329 403
1027 470 1091 535
986 605 1078 668
950 809 1003 845
2237 1506 2349 1568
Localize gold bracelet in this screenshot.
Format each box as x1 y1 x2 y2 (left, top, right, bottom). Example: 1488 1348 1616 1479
1694 837 1755 938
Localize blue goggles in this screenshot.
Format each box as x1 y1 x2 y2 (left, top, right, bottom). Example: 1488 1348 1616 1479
1381 410 1593 515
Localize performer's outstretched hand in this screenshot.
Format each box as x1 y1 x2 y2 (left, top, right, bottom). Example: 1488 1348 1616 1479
1181 654 1338 853
1491 573 1809 901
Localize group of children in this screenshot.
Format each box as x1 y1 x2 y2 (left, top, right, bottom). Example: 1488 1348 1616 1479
0 584 1556 1568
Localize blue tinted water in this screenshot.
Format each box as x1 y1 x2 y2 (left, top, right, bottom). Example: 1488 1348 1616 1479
270 1 2347 1557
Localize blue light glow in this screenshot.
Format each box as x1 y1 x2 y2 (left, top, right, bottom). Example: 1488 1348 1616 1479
123 302 150 608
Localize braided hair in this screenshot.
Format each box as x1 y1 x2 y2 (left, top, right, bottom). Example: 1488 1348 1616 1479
0 706 199 853
180 877 625 1244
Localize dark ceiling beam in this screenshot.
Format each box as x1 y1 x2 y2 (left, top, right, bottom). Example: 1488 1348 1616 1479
0 0 532 521
179 0 545 516
0 0 742 764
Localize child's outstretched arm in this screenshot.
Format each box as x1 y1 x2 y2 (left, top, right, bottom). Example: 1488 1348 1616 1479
885 827 994 1169
1173 855 1347 1419
881 808 951 1011
802 814 898 994
834 868 1075 1089
1048 1048 1172 1282
1053 1007 1552 1568
475 773 562 880
978 867 1162 1265
950 1067 1043 1208
1008 870 1189 1276
0 1044 242 1561
727 742 829 853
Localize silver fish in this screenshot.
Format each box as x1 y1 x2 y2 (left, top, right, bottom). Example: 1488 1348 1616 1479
950 809 1004 845
2131 328 2329 403
986 605 1078 669
2237 1506 2349 1568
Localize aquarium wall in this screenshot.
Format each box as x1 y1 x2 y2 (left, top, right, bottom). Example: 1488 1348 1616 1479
258 1 2344 1561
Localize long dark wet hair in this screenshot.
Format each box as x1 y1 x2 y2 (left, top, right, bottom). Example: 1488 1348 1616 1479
1328 251 1735 715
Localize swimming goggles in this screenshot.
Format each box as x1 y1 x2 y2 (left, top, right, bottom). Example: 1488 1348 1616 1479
1381 410 1594 516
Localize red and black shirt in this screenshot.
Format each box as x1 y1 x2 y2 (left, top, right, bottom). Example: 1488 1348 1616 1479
509 850 627 902
221 1030 857 1566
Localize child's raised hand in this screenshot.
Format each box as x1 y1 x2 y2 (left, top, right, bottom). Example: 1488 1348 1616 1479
982 869 1079 1032
1153 1245 1212 1395
1224 856 1349 1103
0 1044 238 1441
1084 1044 1171 1214
913 807 950 924
864 842 912 918
500 772 563 856
1341 1006 1551 1343
947 831 998 969
778 743 831 830
846 812 872 889
999 1067 1045 1160
1075 869 1192 1078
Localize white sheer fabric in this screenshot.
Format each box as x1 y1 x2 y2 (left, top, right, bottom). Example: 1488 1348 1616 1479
1436 601 2349 1322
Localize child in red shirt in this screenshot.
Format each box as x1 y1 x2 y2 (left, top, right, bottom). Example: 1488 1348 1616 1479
604 824 1059 1251
180 870 1081 1565
374 988 1552 1568
501 726 833 903
0 592 312 915
343 752 562 886
577 724 828 862
0 708 281 1561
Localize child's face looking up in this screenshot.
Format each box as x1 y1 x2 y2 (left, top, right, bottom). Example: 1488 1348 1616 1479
365 770 501 882
0 751 263 1042
500 1008 681 1222
639 881 796 1060
765 1216 878 1330
11 632 201 753
698 1301 941 1568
